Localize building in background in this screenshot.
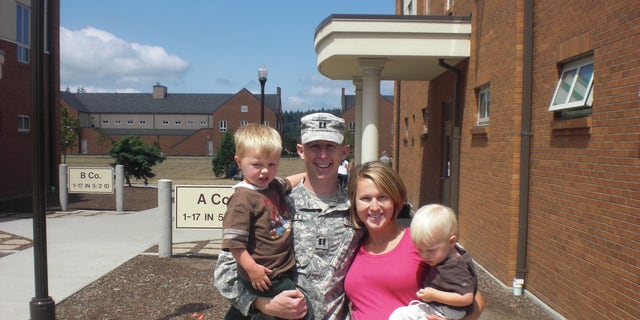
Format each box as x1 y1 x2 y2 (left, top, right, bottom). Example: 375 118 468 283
60 84 283 156
314 1 639 319
340 88 393 159
0 0 61 200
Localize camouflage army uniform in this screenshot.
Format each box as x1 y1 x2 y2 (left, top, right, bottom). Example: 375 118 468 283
214 182 364 320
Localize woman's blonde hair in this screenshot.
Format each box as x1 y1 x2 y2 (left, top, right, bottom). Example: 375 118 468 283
347 161 407 229
234 123 282 158
410 204 459 246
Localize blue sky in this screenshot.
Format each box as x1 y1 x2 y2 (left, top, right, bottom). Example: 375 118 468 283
60 1 395 112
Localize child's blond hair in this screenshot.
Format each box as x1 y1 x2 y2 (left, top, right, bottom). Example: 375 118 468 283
233 124 282 159
410 204 459 246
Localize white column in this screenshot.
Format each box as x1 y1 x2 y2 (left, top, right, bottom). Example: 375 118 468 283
353 78 363 166
158 179 173 258
359 59 386 162
115 165 124 212
59 164 68 211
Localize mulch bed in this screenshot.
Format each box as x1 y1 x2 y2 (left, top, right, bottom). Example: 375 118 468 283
0 186 158 214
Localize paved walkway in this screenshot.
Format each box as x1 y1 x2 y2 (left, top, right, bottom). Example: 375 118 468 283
0 208 220 320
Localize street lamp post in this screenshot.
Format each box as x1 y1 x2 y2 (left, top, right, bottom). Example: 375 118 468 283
258 65 268 124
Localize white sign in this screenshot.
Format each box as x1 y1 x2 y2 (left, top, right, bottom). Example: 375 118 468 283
174 185 234 229
68 167 114 194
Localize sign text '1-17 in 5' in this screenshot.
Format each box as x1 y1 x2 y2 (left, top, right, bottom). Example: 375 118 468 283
174 185 234 229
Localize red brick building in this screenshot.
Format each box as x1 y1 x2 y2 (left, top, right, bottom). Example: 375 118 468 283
340 88 394 160
0 0 61 200
315 1 639 318
60 84 283 156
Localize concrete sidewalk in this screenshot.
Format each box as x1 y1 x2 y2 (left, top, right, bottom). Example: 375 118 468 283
0 207 219 320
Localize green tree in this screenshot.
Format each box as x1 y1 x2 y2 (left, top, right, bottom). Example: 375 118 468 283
109 136 166 186
211 130 236 178
60 105 80 163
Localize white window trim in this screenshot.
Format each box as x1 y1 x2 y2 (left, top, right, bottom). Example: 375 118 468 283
241 105 249 113
219 120 227 132
16 4 30 64
478 85 490 126
18 115 30 133
548 57 594 112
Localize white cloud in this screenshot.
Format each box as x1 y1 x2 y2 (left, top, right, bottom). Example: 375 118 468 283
60 26 189 93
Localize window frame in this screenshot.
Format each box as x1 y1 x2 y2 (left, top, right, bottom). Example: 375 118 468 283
18 115 30 133
16 4 30 63
219 120 227 132
477 85 490 126
548 57 594 112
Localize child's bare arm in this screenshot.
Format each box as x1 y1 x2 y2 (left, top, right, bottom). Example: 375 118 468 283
230 248 272 292
417 287 474 307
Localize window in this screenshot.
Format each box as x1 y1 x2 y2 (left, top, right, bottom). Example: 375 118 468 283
349 121 356 135
102 120 109 125
175 120 182 125
139 120 146 125
127 120 134 125
422 108 430 134
549 57 594 112
16 4 30 63
240 120 248 126
263 120 269 126
162 120 169 125
403 0 416 15
115 120 121 125
446 0 455 12
477 85 490 125
187 120 194 125
241 105 248 113
219 120 227 132
18 115 30 133
200 120 207 126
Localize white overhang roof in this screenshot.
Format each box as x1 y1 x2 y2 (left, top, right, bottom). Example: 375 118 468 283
314 14 471 81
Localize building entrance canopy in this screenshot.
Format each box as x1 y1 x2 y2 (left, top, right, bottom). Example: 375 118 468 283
314 14 471 163
314 14 471 81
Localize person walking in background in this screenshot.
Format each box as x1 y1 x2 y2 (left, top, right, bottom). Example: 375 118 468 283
215 113 363 319
344 162 483 320
220 123 312 319
389 204 478 320
338 157 350 189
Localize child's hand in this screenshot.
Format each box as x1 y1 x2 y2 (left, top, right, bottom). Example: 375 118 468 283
248 265 272 292
417 287 437 302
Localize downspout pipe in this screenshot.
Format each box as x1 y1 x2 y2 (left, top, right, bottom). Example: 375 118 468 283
438 59 462 213
516 0 534 284
394 81 401 171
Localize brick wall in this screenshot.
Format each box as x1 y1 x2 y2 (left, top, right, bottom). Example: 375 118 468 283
458 0 522 286
524 1 640 318
393 0 639 318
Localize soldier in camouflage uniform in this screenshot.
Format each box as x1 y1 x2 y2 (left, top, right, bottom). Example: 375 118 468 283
215 113 364 319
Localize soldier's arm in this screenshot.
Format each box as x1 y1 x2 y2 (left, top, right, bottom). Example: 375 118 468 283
214 250 258 316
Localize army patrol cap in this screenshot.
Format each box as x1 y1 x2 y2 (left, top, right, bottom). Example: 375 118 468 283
300 112 345 145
